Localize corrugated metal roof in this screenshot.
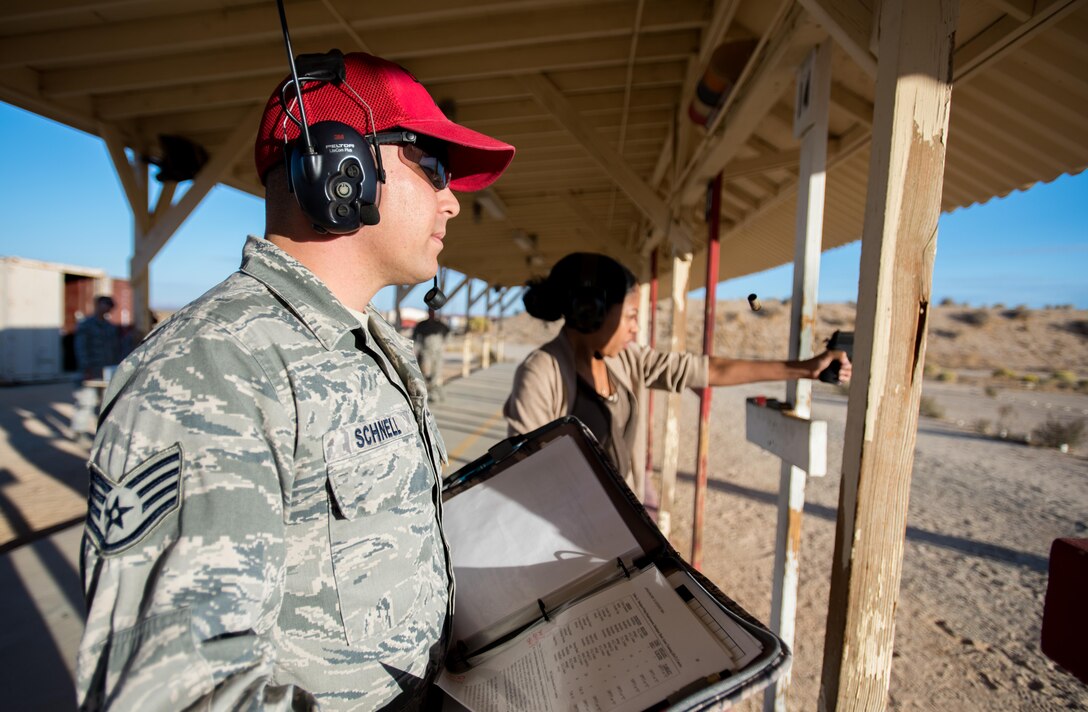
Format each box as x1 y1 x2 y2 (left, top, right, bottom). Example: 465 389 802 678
1 0 1084 288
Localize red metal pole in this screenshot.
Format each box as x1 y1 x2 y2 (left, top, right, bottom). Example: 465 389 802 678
645 250 659 495
692 171 722 570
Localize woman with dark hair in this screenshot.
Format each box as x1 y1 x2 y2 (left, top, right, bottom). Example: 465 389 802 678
503 252 850 504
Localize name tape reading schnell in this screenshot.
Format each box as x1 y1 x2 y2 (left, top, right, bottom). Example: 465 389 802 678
324 411 411 462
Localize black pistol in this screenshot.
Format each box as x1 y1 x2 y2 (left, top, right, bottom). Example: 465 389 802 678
818 330 854 384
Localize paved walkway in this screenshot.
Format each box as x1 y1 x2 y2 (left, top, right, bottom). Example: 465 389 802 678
0 359 520 710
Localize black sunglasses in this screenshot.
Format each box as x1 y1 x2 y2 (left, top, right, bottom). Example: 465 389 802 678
374 131 451 191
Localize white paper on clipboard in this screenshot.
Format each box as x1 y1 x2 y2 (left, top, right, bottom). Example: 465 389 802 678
442 435 642 642
438 565 738 712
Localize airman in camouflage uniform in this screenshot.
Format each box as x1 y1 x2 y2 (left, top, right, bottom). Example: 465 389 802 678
77 51 513 710
412 311 451 402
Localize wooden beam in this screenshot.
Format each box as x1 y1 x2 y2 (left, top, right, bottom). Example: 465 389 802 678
978 0 1034 22
677 2 821 205
559 191 609 245
796 0 879 78
721 149 802 178
1 0 704 69
819 1 958 709
39 23 698 97
442 275 470 303
830 80 875 126
501 286 525 312
520 72 692 246
150 181 177 225
318 0 372 53
134 105 263 266
952 0 1084 83
707 0 1067 243
99 122 150 235
699 0 745 66
0 0 139 22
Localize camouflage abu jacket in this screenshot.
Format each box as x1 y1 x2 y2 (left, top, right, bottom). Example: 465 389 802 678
78 237 451 711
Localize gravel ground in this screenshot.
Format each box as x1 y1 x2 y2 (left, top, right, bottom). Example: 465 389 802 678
651 379 1087 711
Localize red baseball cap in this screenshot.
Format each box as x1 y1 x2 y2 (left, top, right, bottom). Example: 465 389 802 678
254 52 514 192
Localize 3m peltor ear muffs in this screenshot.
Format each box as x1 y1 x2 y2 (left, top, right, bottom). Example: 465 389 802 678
276 16 385 234
286 118 383 233
567 254 608 334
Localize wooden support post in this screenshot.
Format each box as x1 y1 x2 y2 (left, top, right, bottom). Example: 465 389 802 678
463 280 485 377
495 287 508 363
644 250 660 500
101 124 152 339
482 286 493 369
443 275 470 304
819 2 958 709
692 172 723 570
764 40 832 712
394 284 416 331
461 336 473 379
634 261 652 505
657 251 691 539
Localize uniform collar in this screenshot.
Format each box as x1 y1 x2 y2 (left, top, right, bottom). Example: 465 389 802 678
239 236 359 351
366 308 429 407
239 236 430 412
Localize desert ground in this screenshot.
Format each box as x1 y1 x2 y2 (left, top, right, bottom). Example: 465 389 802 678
499 301 1088 711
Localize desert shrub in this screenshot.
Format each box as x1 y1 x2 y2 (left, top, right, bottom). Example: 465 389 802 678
973 419 993 435
919 396 944 418
992 367 1017 379
1061 320 1088 337
1079 380 1088 394
467 316 490 333
1051 370 1078 386
984 385 998 398
939 297 956 307
1032 418 1086 449
923 362 942 379
1022 374 1041 385
1002 306 1030 320
937 370 958 383
950 310 990 326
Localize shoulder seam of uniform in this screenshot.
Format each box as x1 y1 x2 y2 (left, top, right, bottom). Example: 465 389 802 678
164 315 289 412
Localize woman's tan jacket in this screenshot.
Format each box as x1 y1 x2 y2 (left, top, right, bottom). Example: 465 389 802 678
503 333 709 492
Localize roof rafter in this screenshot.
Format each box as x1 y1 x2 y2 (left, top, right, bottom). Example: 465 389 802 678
521 71 692 248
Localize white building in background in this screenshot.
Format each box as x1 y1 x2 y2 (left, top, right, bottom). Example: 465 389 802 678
0 257 132 383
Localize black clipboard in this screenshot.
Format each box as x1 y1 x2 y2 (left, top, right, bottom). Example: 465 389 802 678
439 417 791 711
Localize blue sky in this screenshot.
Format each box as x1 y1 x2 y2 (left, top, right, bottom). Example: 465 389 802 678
1 101 1085 313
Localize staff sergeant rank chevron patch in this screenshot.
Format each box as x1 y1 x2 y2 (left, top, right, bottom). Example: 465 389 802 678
86 445 183 555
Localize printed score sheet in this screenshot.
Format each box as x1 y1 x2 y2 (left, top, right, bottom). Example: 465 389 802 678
437 566 733 712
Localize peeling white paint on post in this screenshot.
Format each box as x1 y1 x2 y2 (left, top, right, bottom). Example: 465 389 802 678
764 39 831 712
461 335 472 378
657 251 691 539
820 1 958 709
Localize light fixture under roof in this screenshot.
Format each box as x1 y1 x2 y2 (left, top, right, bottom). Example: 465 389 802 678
512 230 537 253
475 189 508 221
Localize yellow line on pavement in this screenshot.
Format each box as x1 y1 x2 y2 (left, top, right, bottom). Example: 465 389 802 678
446 409 505 463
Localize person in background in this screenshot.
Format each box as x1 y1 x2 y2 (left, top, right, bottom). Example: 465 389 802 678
71 295 122 444
76 50 514 710
413 308 452 402
74 295 121 380
503 252 851 512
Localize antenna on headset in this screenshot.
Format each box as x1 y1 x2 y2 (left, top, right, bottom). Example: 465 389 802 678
275 0 321 179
